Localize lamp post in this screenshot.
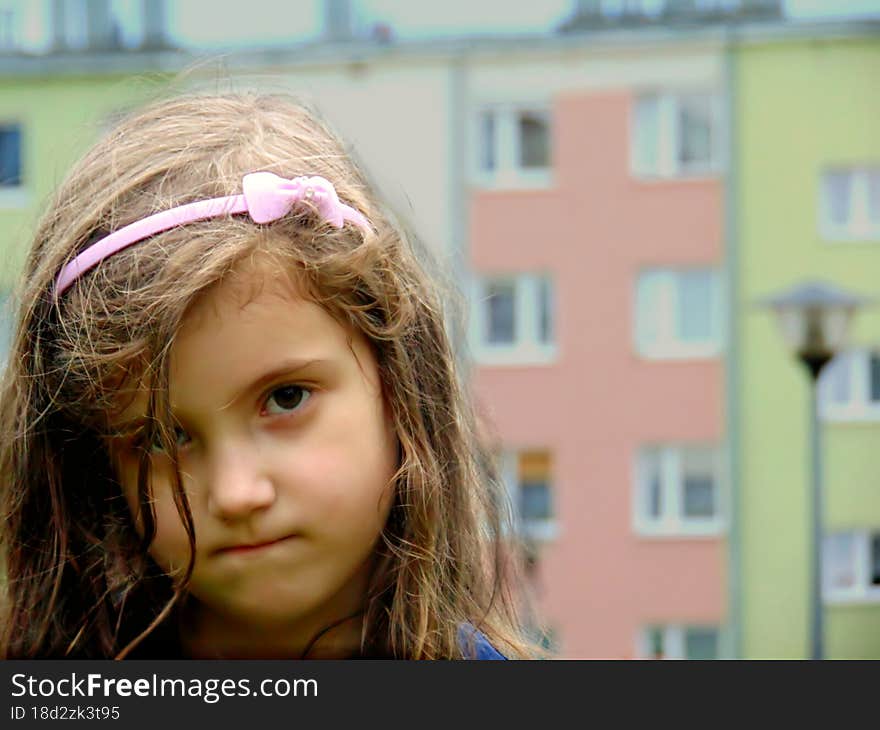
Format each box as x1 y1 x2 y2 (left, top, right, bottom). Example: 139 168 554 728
760 281 870 660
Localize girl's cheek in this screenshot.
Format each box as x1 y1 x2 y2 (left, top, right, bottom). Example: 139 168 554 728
144 492 197 578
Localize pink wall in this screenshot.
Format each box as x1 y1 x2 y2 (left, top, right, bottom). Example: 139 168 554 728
470 92 726 658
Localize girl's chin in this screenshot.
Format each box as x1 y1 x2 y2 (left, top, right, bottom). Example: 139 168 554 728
188 587 331 627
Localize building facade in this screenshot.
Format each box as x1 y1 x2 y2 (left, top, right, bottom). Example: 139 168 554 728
734 30 880 659
466 36 728 658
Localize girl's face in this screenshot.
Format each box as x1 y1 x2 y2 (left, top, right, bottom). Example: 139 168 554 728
112 263 398 646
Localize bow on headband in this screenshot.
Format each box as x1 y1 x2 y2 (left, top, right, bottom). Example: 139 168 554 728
54 171 371 296
242 172 369 229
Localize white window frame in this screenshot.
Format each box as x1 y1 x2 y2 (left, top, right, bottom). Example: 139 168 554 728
630 90 723 180
820 349 880 423
472 105 552 190
635 624 722 660
470 273 557 366
820 167 880 242
634 269 723 360
633 445 725 538
823 530 880 605
500 450 559 543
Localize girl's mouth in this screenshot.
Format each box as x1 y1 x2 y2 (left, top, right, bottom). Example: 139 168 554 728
214 534 299 556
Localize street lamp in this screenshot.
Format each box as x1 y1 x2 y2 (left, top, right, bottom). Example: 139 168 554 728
760 281 871 660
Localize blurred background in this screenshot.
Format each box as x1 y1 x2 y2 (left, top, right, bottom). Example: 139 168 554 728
1 0 879 659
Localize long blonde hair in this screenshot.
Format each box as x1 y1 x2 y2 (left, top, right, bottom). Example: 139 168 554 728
0 92 537 659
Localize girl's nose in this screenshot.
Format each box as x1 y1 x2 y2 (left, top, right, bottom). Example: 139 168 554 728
204 445 276 521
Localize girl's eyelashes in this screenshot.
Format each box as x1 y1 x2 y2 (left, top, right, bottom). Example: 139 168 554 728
128 384 312 455
263 384 312 416
136 425 191 456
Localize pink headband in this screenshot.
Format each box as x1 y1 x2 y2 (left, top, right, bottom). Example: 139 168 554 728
54 171 371 297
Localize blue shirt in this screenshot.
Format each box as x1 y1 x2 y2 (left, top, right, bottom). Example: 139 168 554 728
459 624 507 660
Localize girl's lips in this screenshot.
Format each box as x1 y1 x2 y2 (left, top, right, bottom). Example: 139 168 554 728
215 534 299 556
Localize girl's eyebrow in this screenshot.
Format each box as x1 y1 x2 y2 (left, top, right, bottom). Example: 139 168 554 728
108 357 329 433
218 357 329 411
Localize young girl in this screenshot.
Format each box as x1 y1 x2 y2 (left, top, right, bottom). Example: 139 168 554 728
0 92 538 660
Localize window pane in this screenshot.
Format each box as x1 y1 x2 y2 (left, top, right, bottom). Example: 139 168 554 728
682 448 716 519
538 276 554 344
518 112 549 169
480 112 496 172
677 94 713 170
639 0 666 17
518 451 553 522
649 472 662 519
640 449 663 519
647 625 665 659
520 481 553 521
824 353 852 405
870 353 880 404
824 171 852 227
485 280 515 344
64 0 90 50
823 532 857 592
872 534 880 587
677 271 715 343
602 0 625 17
683 476 715 518
868 169 880 225
0 125 22 187
634 95 659 174
684 628 718 660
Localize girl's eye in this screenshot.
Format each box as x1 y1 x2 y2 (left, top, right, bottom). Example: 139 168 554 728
264 385 311 416
148 426 190 455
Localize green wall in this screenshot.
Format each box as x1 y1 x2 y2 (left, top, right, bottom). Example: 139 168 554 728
737 36 880 658
0 74 169 287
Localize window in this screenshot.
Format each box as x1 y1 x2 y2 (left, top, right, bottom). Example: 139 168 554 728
518 112 549 169
55 0 147 51
823 530 880 603
0 123 22 188
820 167 880 241
632 92 721 178
475 106 551 188
820 350 880 421
500 450 557 542
635 446 723 536
601 0 661 18
60 0 89 50
635 269 721 359
537 276 554 345
638 625 721 660
0 6 15 52
471 273 556 365
485 280 515 345
693 0 745 11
